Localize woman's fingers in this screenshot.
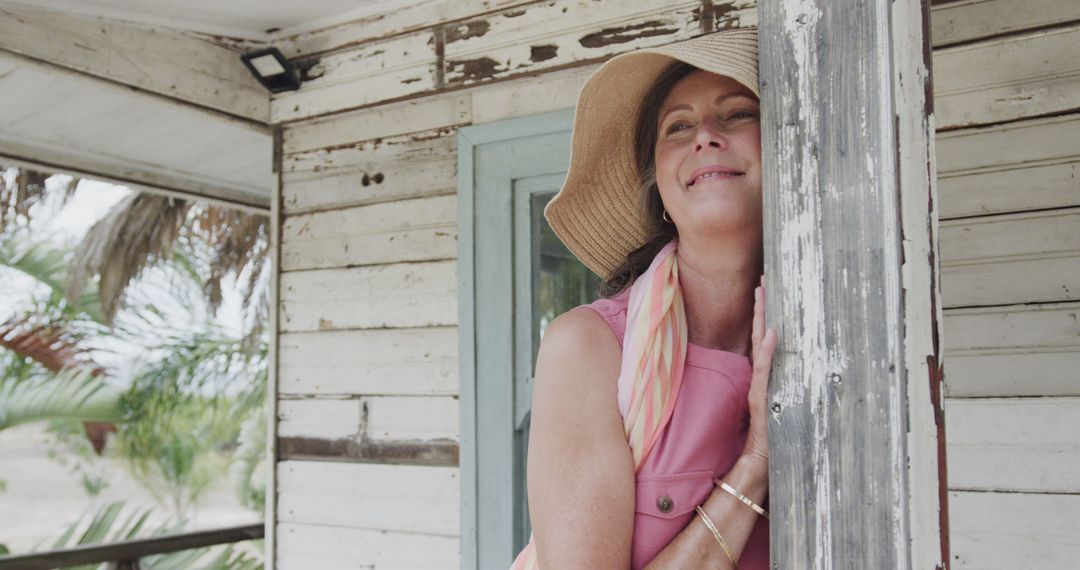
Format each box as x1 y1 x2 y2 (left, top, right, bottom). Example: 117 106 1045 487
751 286 763 358
753 327 776 380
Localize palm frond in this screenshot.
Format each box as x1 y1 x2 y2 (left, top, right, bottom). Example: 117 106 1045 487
41 501 263 570
0 365 123 431
189 206 269 313
0 314 99 374
0 164 79 235
66 193 190 324
0 233 106 323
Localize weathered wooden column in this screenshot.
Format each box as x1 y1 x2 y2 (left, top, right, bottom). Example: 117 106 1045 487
758 1 949 568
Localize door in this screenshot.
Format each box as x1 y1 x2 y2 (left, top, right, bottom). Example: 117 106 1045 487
459 109 601 568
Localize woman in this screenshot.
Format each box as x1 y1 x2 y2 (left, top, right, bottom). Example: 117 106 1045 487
511 28 775 569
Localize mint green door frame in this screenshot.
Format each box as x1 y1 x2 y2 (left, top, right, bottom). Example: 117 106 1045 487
458 109 574 569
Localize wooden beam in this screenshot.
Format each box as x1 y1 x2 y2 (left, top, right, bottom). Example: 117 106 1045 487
758 0 947 568
0 524 263 570
0 5 269 124
0 51 271 210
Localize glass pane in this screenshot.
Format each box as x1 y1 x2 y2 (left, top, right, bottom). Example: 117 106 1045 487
513 191 603 551
530 191 603 365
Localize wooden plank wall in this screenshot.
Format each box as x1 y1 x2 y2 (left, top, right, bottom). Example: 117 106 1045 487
271 1 755 566
933 0 1080 567
271 0 1080 566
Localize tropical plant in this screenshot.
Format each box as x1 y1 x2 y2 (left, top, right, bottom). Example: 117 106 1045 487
38 500 262 569
0 165 270 542
0 164 78 236
0 231 122 441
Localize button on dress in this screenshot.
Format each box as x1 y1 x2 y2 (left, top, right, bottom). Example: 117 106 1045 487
583 289 769 569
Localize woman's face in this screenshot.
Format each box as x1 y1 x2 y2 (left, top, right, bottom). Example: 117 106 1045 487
654 69 762 241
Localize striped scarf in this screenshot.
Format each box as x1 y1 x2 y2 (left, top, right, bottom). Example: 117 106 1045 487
511 240 688 569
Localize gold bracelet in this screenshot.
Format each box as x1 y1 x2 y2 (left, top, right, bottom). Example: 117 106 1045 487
695 505 738 568
715 479 769 520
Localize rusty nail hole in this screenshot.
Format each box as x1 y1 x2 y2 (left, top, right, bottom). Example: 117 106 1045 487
361 173 371 186
373 172 384 184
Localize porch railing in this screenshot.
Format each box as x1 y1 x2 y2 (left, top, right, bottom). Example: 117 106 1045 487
0 523 264 569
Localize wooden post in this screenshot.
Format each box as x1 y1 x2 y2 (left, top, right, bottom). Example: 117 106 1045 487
758 1 949 568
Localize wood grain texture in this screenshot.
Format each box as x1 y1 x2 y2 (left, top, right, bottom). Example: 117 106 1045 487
934 24 1080 129
0 5 269 122
276 461 459 535
278 396 458 442
281 194 457 271
758 0 942 566
936 114 1080 175
271 0 756 122
0 53 271 209
278 327 457 396
950 490 1080 568
946 397 1080 493
282 129 456 215
279 261 457 332
931 0 1080 47
940 209 1080 306
272 31 439 123
282 94 470 155
276 522 459 569
276 0 534 59
469 63 597 125
936 114 1080 219
943 303 1080 397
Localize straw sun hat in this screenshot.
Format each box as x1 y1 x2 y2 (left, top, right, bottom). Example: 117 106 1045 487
543 27 758 280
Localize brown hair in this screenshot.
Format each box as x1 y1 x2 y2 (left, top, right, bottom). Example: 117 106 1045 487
600 61 697 297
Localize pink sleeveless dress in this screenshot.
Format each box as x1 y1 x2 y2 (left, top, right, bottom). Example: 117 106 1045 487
583 289 769 569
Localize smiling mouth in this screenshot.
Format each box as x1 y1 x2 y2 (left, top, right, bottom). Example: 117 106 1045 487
688 171 744 186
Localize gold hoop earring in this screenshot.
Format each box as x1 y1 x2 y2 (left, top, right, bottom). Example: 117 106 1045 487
662 210 673 224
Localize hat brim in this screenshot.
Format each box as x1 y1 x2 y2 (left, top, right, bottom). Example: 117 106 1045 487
544 28 759 280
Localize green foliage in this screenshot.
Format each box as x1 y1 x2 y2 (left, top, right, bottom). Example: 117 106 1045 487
0 176 270 546
114 326 267 515
229 410 267 514
45 419 112 497
0 366 123 431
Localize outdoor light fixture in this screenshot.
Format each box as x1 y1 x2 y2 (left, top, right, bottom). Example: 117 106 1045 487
241 47 301 93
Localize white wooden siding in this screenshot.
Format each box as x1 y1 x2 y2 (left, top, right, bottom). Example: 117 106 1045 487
940 209 1080 306
270 0 1080 566
933 4 1080 564
277 461 459 535
934 24 1080 129
931 0 1080 47
271 0 756 122
281 194 458 271
278 396 457 442
282 131 457 215
278 327 457 396
946 398 1080 494
276 522 459 569
279 261 457 332
936 115 1080 219
950 491 1080 569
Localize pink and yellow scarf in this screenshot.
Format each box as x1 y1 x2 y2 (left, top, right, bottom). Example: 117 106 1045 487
511 240 687 569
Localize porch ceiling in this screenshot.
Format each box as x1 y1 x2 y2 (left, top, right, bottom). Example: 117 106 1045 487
0 0 417 42
0 52 273 209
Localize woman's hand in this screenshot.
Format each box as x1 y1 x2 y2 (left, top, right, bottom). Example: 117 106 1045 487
743 276 776 464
